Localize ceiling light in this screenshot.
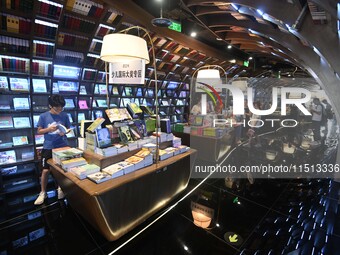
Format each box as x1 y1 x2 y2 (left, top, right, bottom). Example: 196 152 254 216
183 245 189 251
216 37 223 41
227 45 232 49
256 9 264 16
248 57 253 60
229 59 236 63
231 3 239 11
190 31 197 37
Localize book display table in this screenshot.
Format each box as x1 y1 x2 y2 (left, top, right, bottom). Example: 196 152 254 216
49 149 197 241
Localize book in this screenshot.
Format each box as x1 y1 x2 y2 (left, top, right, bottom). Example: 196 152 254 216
0 116 13 128
32 79 47 93
64 99 75 109
78 100 88 109
66 129 76 138
105 108 122 122
78 113 86 123
80 120 93 137
70 164 100 180
87 172 112 184
57 81 78 92
87 118 105 132
9 78 29 92
98 84 107 94
57 124 70 134
0 150 16 165
61 157 87 171
12 136 28 146
79 85 87 95
96 99 107 108
0 76 9 91
94 110 103 119
35 134 44 145
52 83 59 93
118 108 132 120
96 128 112 148
127 102 143 117
13 117 31 128
125 155 144 171
13 98 30 110
129 124 142 140
101 163 126 178
118 125 133 144
140 105 154 116
22 151 34 161
67 113 73 123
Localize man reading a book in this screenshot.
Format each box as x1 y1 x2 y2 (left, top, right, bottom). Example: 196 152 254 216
34 95 71 205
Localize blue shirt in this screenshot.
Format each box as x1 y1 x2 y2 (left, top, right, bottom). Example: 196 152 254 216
37 111 71 149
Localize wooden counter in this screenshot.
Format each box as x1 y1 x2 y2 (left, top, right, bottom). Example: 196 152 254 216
49 149 197 241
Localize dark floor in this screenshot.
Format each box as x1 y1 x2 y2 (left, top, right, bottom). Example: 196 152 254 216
1 129 340 255
1 176 340 255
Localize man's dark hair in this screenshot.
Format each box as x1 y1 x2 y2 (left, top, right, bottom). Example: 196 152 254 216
48 95 66 107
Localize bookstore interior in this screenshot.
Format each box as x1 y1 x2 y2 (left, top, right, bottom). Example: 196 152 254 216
0 0 340 254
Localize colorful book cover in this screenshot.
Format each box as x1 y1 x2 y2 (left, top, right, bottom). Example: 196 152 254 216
13 117 31 128
9 78 29 92
0 116 13 128
12 136 28 146
78 100 88 109
0 76 9 91
32 79 47 93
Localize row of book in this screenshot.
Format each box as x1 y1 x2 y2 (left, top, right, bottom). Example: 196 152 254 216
57 32 88 48
95 25 114 38
0 35 30 54
0 149 34 165
84 54 103 68
34 23 57 39
61 14 96 33
37 0 62 20
55 49 84 65
88 40 102 53
83 69 96 80
0 116 31 128
33 41 54 58
103 9 122 24
0 56 29 73
1 0 33 12
66 0 104 18
1 14 32 34
31 61 51 76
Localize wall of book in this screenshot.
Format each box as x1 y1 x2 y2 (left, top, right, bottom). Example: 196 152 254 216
0 0 238 251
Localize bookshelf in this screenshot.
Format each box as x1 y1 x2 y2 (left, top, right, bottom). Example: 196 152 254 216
0 0 236 251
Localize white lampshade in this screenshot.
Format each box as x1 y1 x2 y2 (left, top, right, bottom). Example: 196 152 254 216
100 34 150 64
197 69 220 79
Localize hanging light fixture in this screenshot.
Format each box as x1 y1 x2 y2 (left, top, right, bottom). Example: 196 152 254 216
196 69 220 79
100 34 150 63
100 26 160 162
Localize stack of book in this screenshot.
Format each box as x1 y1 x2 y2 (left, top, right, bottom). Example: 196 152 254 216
158 149 173 161
61 157 87 171
102 161 133 178
134 149 153 166
52 147 83 165
87 172 112 184
95 146 117 157
70 164 100 180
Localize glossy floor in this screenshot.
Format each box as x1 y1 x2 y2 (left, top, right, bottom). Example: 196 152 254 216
2 176 340 255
